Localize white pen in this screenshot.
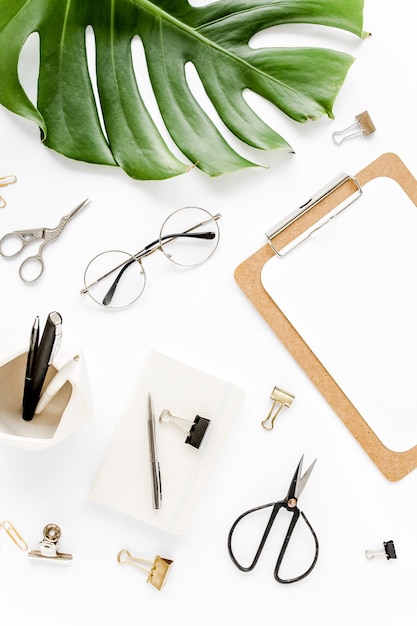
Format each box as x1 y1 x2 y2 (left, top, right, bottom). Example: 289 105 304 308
34 355 80 414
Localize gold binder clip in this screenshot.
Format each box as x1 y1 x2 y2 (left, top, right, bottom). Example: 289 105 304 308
117 550 173 590
0 175 17 208
1 520 28 551
262 386 295 431
28 523 72 562
332 111 376 145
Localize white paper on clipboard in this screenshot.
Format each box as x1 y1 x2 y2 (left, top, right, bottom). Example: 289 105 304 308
261 177 417 452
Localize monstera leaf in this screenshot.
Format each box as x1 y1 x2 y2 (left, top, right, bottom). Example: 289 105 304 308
0 0 366 179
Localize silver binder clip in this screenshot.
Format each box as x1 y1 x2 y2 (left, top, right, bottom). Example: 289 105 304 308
117 550 173 590
28 523 72 562
366 540 397 560
332 111 376 145
262 386 295 431
159 409 210 449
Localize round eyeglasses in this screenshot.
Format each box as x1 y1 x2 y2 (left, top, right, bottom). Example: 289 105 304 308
81 206 221 309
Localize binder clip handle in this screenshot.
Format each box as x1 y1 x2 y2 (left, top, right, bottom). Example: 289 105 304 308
262 386 295 430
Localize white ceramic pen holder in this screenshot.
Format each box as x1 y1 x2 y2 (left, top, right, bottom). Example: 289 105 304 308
0 343 93 450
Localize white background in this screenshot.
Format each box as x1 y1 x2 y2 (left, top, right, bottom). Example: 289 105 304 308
1 1 417 623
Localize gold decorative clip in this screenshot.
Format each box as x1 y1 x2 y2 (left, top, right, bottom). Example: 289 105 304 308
332 111 376 145
28 523 72 562
0 175 17 208
117 549 173 590
262 386 295 431
1 520 28 551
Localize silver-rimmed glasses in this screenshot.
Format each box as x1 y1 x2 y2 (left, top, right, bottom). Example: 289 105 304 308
81 206 221 309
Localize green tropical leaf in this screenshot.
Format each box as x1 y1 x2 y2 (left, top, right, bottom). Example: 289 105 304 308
0 0 366 179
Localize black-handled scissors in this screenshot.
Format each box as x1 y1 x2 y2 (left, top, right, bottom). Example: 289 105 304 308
0 198 90 282
228 455 319 584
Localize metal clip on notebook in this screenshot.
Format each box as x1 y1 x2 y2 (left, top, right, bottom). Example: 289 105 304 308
117 550 173 590
332 111 376 145
28 524 72 562
159 409 210 449
266 173 362 257
262 386 295 431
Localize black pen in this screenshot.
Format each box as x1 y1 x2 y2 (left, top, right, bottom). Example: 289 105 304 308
22 316 40 416
22 311 63 421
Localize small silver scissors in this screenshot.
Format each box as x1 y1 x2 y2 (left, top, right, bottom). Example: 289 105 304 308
228 455 319 584
0 198 90 282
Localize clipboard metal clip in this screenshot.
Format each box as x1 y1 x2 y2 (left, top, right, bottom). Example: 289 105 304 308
266 173 362 257
262 386 295 430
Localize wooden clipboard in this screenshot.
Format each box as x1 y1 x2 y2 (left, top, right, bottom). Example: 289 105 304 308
235 152 417 482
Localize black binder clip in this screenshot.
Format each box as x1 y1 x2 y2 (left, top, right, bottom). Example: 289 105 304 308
366 540 397 560
28 523 72 562
159 409 210 449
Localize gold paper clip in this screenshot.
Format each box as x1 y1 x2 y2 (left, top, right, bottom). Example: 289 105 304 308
1 520 28 551
262 386 295 430
28 523 72 562
0 175 17 208
366 540 397 560
332 111 376 145
117 549 173 590
159 409 210 449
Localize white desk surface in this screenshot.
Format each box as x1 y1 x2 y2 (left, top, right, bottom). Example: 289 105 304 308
1 1 416 623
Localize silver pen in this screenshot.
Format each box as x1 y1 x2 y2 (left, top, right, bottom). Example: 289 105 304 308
147 393 162 509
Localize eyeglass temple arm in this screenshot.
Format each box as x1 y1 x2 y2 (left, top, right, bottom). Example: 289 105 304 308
101 231 216 306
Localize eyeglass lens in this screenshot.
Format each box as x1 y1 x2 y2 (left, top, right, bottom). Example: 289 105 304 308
84 250 145 309
159 206 220 267
82 207 220 309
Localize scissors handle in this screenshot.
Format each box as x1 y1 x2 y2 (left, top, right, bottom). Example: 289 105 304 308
274 509 319 584
228 501 319 584
0 229 44 258
18 252 45 283
228 501 280 572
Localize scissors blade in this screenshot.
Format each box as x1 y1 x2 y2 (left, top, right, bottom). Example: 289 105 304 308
44 198 90 243
65 198 90 220
287 455 316 501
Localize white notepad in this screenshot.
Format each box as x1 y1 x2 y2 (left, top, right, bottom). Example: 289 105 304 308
261 177 417 452
90 349 243 534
